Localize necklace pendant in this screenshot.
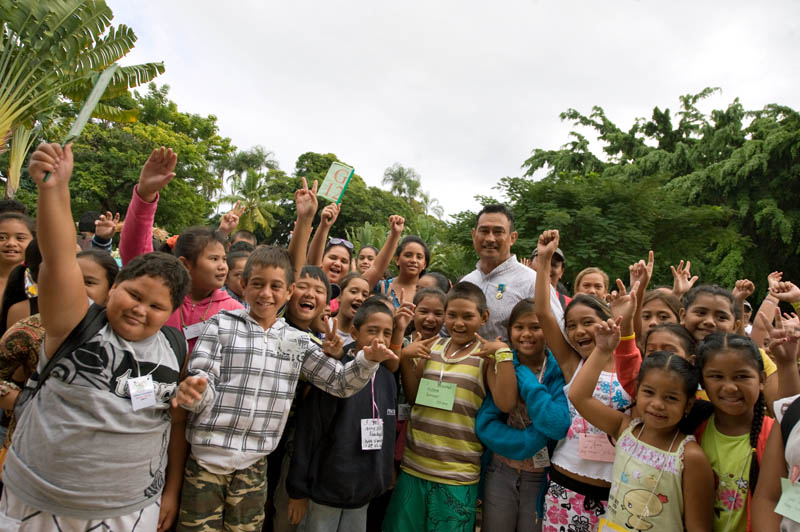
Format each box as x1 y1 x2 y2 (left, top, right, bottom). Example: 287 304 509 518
496 291 503 300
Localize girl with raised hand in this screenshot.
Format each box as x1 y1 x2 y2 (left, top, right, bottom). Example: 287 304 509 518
119 147 243 353
374 235 430 308
355 245 378 274
476 299 571 532
569 318 714 532
534 230 631 531
694 332 775 532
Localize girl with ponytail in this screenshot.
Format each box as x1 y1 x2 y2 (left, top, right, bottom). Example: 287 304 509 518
694 332 774 532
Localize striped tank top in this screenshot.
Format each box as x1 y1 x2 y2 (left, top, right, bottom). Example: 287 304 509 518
401 337 486 485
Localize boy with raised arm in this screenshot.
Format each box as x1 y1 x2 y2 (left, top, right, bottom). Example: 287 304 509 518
1 143 191 531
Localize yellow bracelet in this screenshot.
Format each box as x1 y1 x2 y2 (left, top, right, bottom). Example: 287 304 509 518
493 349 514 364
792 301 800 313
620 333 636 341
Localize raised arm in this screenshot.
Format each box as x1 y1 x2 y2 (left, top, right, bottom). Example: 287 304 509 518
307 203 340 266
301 337 396 397
764 310 800 399
217 201 244 239
750 272 782 347
363 215 405 289
670 260 699 301
732 279 755 335
288 178 318 280
29 143 87 358
119 147 177 265
610 279 642 397
534 230 580 381
568 318 629 439
628 251 652 342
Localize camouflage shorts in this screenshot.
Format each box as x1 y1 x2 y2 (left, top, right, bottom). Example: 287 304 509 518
177 454 268 532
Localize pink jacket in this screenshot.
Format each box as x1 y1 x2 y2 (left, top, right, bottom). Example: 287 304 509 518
119 186 243 353
612 336 641 398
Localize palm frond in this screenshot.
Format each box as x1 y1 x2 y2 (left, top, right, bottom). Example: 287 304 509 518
91 101 138 122
72 24 137 74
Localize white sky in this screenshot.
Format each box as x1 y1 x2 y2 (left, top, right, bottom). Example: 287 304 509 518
112 1 800 219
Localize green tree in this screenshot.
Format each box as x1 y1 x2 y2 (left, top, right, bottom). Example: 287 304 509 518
507 88 800 294
0 0 164 197
382 162 421 199
10 84 235 232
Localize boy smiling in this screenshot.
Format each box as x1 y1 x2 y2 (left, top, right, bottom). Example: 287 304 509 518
174 246 397 531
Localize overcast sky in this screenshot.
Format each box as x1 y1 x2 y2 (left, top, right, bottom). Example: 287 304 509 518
112 1 799 218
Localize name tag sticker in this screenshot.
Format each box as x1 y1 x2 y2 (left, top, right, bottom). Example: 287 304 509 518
775 477 800 523
361 418 383 450
415 378 457 411
398 403 412 421
578 433 615 462
183 322 206 340
533 447 551 468
128 375 156 411
597 518 627 531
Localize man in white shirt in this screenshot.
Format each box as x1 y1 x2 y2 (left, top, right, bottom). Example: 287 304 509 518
462 204 564 342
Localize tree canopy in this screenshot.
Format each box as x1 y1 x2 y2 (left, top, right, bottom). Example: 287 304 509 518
445 88 800 296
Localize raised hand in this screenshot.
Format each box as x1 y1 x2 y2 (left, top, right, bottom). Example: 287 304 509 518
670 260 698 297
402 333 438 360
94 211 120 240
29 142 74 188
294 177 319 222
629 251 653 293
320 203 340 229
771 280 800 304
732 279 755 303
607 279 639 325
767 271 783 293
322 318 344 359
363 338 399 362
219 201 245 236
536 230 559 261
764 309 800 366
393 298 415 333
171 375 207 408
472 333 510 360
137 147 177 202
594 317 622 353
520 257 534 269
389 215 405 236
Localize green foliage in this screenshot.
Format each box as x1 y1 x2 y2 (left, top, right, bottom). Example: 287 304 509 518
0 0 164 196
11 84 234 232
443 88 800 298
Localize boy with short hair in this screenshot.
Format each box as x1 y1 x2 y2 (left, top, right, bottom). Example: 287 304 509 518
287 298 398 531
1 143 191 531
224 249 251 308
174 246 397 531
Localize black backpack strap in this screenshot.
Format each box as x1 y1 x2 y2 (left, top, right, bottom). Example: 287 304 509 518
781 395 800 450
160 325 188 374
16 304 108 409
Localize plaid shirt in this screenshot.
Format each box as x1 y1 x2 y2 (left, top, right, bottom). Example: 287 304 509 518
183 309 378 455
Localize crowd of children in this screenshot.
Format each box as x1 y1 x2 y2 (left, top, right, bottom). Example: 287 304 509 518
0 141 797 532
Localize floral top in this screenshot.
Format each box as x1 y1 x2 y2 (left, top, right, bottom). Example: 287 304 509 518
0 313 45 448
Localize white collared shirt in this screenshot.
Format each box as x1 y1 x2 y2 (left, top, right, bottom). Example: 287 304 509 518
462 254 565 343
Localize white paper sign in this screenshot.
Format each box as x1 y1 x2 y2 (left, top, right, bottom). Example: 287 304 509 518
183 322 205 340
361 418 383 450
128 375 156 411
